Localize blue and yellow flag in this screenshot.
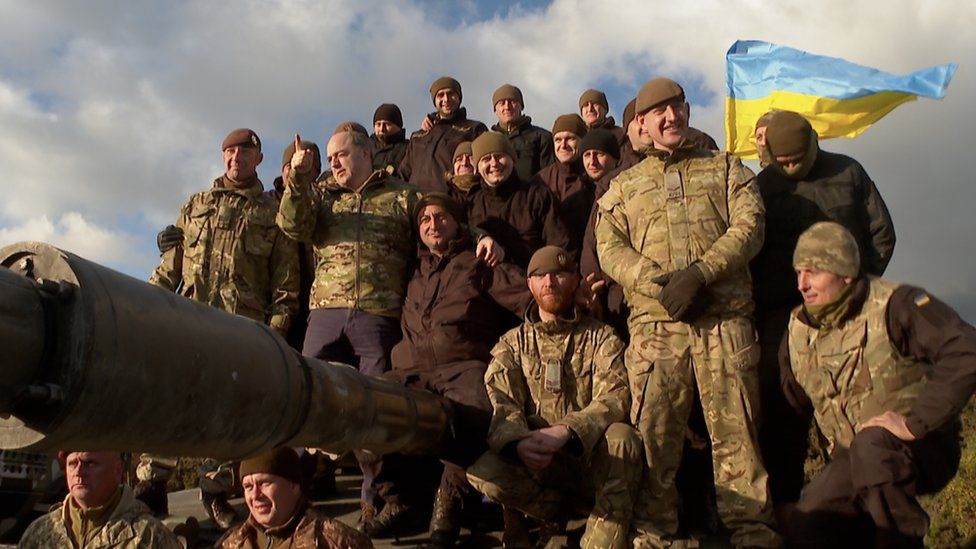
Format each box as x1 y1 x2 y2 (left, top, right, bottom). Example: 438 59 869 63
725 40 956 158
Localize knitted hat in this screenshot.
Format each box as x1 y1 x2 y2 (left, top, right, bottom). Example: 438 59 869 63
239 448 303 485
793 222 861 278
551 114 587 137
492 84 524 107
373 103 403 127
471 131 515 164
453 141 472 161
765 111 813 157
221 128 261 151
578 89 609 111
414 192 463 227
429 76 462 104
579 129 620 160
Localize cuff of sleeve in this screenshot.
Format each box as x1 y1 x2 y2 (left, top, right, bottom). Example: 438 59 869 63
906 415 927 439
488 425 529 454
558 417 599 456
694 261 717 285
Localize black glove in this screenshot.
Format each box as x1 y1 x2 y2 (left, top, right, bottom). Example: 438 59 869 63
656 265 709 322
156 225 183 254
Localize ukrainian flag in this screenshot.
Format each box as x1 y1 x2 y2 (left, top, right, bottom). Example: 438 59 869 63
725 40 956 158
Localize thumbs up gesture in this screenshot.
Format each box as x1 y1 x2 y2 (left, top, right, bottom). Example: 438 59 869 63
291 134 313 174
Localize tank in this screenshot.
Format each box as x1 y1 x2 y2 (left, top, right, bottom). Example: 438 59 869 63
0 241 450 460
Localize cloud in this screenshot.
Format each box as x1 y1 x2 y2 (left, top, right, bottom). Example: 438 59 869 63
0 0 973 320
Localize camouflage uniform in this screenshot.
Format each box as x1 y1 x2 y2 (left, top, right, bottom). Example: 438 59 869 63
145 177 300 497
467 307 642 549
216 502 373 548
595 145 779 547
18 486 181 548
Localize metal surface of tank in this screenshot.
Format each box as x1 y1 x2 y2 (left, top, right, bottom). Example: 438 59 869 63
0 241 449 460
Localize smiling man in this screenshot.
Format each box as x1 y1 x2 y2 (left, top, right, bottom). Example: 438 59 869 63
779 222 976 547
596 77 779 547
217 448 372 548
19 452 180 548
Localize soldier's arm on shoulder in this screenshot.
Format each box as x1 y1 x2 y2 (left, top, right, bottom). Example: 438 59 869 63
779 329 813 416
858 164 896 275
276 168 318 242
887 285 976 438
484 336 532 453
148 199 192 291
484 261 533 316
268 229 301 335
696 154 764 285
558 326 629 455
594 183 665 297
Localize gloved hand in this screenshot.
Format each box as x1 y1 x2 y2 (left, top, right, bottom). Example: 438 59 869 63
156 225 183 254
653 265 708 322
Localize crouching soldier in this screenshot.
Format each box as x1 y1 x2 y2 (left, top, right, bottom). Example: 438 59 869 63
467 246 642 549
781 222 976 547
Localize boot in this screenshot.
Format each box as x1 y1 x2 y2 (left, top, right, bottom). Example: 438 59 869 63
133 479 168 517
363 500 412 538
357 502 378 533
427 486 463 547
502 507 532 549
201 491 238 530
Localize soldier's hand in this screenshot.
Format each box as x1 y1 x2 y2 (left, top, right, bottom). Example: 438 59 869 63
420 115 434 132
156 225 183 254
575 273 606 316
516 434 555 471
861 411 917 441
651 272 673 286
476 236 504 267
291 134 313 174
658 265 707 322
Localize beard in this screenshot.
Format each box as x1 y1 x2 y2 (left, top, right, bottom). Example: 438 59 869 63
536 292 573 316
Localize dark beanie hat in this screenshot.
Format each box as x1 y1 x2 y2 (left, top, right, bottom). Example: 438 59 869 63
453 141 472 160
492 84 524 107
429 76 462 104
579 129 620 160
578 89 609 111
373 103 403 127
765 111 813 157
222 128 261 151
333 121 369 136
551 114 587 137
471 131 515 164
281 140 322 174
528 246 575 276
635 78 685 114
414 192 464 227
239 447 302 485
622 98 637 127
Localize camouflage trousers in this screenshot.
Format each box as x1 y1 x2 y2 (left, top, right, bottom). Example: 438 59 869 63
627 317 780 548
467 422 643 549
136 454 236 496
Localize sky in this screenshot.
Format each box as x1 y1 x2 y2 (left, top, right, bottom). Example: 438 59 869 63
1 0 974 319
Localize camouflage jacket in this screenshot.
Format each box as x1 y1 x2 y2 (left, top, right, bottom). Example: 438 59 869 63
149 177 300 334
277 168 421 317
216 504 373 549
595 144 763 324
484 306 630 460
18 486 181 549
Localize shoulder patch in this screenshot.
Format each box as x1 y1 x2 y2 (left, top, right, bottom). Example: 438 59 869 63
913 293 931 307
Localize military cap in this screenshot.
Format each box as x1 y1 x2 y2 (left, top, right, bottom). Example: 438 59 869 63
414 192 464 227
471 131 515 164
578 88 609 111
528 246 575 277
765 111 813 157
622 98 637 128
281 140 322 174
635 78 685 114
239 447 302 485
333 121 370 136
492 84 524 107
793 221 861 278
429 76 462 104
754 109 780 133
551 114 587 138
221 128 261 151
579 129 620 160
373 103 403 127
453 141 472 161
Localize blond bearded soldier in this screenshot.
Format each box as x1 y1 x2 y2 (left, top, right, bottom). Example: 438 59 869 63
595 78 779 547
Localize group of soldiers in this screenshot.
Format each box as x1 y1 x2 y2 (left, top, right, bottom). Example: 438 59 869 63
18 74 976 549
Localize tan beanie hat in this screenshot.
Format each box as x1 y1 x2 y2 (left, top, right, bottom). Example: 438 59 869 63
551 114 587 137
471 131 515 165
578 89 609 111
635 78 685 114
492 84 524 107
429 76 462 104
239 447 302 485
793 222 861 277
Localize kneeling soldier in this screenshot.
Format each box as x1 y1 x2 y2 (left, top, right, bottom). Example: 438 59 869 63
467 246 642 549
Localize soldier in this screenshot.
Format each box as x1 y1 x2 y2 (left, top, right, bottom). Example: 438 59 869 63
399 76 488 191
596 78 779 547
144 128 301 528
751 111 896 509
216 447 373 548
445 141 478 202
578 88 625 144
779 222 976 547
277 123 503 528
490 84 554 181
466 131 571 268
618 97 720 175
375 193 532 545
467 246 642 549
19 451 180 548
533 114 590 255
371 103 409 175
